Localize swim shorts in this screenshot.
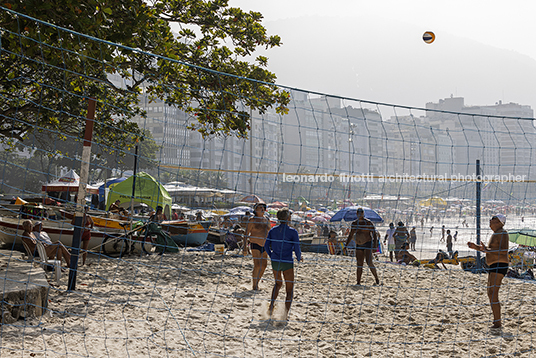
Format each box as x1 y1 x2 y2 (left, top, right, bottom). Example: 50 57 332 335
82 230 91 242
272 261 294 272
250 242 265 254
487 262 508 276
356 241 373 250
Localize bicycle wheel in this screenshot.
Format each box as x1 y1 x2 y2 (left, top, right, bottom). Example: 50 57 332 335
112 238 131 257
101 234 115 255
139 232 156 255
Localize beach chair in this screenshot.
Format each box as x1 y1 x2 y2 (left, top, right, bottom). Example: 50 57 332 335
21 240 36 261
36 242 62 284
327 241 343 255
23 241 61 284
224 230 244 253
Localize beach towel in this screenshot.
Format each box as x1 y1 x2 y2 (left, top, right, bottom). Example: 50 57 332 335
187 243 215 252
376 241 383 254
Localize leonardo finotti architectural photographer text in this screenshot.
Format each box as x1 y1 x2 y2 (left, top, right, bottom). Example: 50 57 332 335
281 173 527 183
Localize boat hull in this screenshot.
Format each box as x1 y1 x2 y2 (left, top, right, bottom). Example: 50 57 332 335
300 236 329 254
0 216 122 252
60 209 128 230
160 220 211 247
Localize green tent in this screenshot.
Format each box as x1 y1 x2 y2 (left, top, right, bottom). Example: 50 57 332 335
106 172 172 218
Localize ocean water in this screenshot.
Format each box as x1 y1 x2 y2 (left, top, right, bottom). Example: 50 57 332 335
374 214 533 260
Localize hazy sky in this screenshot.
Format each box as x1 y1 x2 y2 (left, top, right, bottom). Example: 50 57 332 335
230 0 536 62
227 0 536 112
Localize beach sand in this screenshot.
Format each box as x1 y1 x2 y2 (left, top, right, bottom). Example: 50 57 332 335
1 249 535 357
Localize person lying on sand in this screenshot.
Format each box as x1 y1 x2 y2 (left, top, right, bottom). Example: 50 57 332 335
429 251 448 269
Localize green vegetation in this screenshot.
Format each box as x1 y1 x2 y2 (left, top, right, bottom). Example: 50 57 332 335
0 0 289 147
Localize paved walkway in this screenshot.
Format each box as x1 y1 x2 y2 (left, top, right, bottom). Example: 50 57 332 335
0 249 50 323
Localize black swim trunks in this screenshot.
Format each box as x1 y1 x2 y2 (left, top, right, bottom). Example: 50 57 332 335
356 241 373 250
250 242 265 254
487 262 508 276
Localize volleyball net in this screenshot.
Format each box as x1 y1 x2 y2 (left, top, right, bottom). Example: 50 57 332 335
1 7 536 357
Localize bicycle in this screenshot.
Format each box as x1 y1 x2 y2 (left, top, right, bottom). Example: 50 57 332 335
100 222 156 256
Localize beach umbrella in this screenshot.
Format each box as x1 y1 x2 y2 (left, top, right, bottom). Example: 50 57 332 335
312 216 329 223
509 228 536 247
239 194 264 203
172 204 190 211
305 209 319 217
419 197 447 207
292 215 305 223
330 206 384 223
267 201 287 209
230 206 253 213
315 212 332 219
223 207 253 218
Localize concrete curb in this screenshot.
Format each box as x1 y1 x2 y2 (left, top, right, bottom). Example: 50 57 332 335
0 250 50 323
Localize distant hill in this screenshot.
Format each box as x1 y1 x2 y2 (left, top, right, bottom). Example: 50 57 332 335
262 15 536 114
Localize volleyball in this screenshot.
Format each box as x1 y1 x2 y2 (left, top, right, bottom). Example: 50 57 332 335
423 31 435 44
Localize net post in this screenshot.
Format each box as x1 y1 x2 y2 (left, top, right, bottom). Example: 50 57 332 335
129 144 139 222
475 159 482 270
68 97 96 291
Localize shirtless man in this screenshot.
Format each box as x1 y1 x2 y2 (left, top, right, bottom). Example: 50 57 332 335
344 208 381 286
245 202 271 290
468 214 509 328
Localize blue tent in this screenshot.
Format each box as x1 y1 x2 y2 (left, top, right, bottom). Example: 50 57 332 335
98 177 127 206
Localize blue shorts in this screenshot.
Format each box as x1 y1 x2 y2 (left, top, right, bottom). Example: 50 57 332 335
250 242 265 254
486 262 508 276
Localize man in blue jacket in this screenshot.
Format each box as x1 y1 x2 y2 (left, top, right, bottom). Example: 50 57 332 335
264 208 302 320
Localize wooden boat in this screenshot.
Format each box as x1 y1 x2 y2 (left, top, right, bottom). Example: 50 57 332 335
60 209 129 230
0 216 123 252
160 220 211 247
299 235 329 254
207 227 227 244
